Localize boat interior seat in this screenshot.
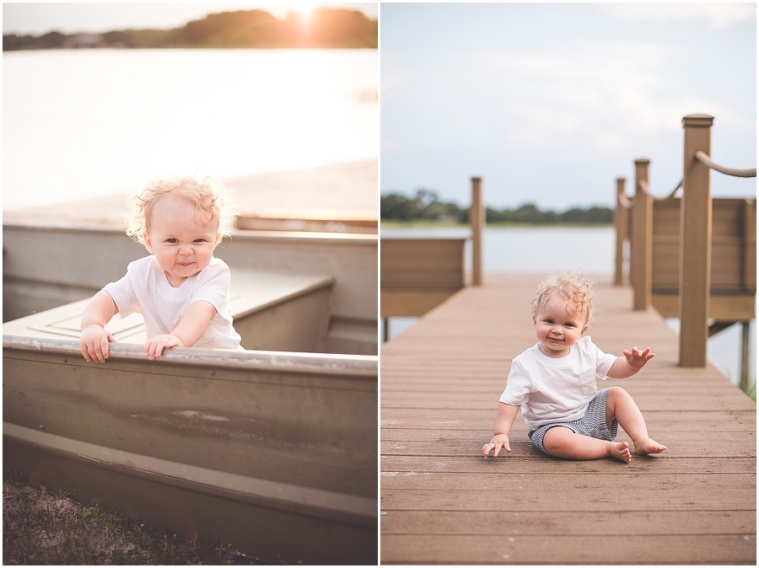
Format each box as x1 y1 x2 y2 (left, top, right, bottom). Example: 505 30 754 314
1 267 335 354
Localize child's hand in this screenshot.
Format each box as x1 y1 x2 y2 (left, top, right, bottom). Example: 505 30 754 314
145 334 185 360
482 434 511 459
81 324 116 363
623 346 655 370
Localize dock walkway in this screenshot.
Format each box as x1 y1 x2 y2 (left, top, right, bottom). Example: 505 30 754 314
381 273 755 564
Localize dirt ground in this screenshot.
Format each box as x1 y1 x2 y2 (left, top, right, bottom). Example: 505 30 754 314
3 477 272 565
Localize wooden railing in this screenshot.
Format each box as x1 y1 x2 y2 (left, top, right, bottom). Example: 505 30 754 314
615 114 756 382
380 177 484 337
380 237 466 317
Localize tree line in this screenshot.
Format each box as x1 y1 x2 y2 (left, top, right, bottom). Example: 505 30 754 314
381 189 613 225
3 8 377 51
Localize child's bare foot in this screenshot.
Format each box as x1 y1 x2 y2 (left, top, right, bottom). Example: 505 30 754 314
633 437 667 455
608 441 631 463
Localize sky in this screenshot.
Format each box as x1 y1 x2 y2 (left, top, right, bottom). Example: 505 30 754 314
2 2 755 212
2 2 378 35
381 2 757 210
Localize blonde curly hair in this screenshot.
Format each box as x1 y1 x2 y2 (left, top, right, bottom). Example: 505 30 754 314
125 175 237 246
531 271 596 325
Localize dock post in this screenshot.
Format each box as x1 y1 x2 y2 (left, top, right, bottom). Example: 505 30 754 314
740 321 750 393
742 198 756 291
614 177 627 286
679 114 714 367
471 177 483 286
632 159 652 310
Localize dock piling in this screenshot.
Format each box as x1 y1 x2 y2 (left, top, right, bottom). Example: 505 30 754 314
614 177 628 286
470 177 483 286
632 159 652 310
679 114 714 367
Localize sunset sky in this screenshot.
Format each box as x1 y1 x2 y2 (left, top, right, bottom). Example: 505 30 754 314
3 2 377 35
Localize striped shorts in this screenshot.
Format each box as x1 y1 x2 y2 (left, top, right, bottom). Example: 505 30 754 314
528 388 618 455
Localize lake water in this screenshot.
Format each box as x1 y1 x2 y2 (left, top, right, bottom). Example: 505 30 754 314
382 225 755 391
3 48 377 210
382 225 616 273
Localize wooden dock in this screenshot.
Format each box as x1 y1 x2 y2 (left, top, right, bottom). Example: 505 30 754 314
380 273 756 564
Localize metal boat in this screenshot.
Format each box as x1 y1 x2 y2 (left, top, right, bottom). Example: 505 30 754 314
3 223 378 564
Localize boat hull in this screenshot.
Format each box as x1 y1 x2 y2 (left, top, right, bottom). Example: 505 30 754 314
3 338 378 564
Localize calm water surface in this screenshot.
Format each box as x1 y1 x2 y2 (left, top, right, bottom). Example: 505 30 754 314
382 225 615 273
3 49 377 210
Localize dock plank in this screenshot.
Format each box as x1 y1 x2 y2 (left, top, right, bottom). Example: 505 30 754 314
381 534 755 564
380 273 756 564
382 455 756 475
382 509 755 535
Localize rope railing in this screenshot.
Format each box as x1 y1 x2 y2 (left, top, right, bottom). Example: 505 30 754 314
664 179 682 199
618 179 680 207
616 113 756 372
695 150 757 178
637 178 682 201
618 193 633 208
637 179 653 197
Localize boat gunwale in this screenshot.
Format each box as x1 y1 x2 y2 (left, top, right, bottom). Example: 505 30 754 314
3 335 378 378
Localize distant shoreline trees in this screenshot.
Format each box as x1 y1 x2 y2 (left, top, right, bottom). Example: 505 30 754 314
381 189 613 225
3 8 377 51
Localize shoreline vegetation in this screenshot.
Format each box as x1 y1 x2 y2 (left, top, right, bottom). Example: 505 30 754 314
3 8 377 51
381 189 613 226
381 220 612 228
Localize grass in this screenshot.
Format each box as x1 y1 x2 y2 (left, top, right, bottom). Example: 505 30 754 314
3 471 273 565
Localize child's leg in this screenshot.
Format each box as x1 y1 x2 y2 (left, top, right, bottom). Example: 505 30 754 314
542 426 632 463
605 387 666 455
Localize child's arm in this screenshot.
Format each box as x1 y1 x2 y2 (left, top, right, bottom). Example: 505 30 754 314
481 403 520 459
144 301 218 360
607 346 655 379
80 290 119 363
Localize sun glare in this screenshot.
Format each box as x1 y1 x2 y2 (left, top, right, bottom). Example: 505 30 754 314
291 2 320 24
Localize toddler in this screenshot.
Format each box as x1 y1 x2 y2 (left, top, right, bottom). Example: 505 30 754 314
481 272 666 463
80 175 242 362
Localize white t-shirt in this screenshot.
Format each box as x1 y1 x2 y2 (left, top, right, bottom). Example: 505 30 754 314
499 336 617 430
103 255 242 350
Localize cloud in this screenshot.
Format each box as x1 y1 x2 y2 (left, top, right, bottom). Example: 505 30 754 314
433 43 685 153
600 3 755 28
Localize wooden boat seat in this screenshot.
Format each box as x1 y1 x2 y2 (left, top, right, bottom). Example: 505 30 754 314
2 268 335 353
